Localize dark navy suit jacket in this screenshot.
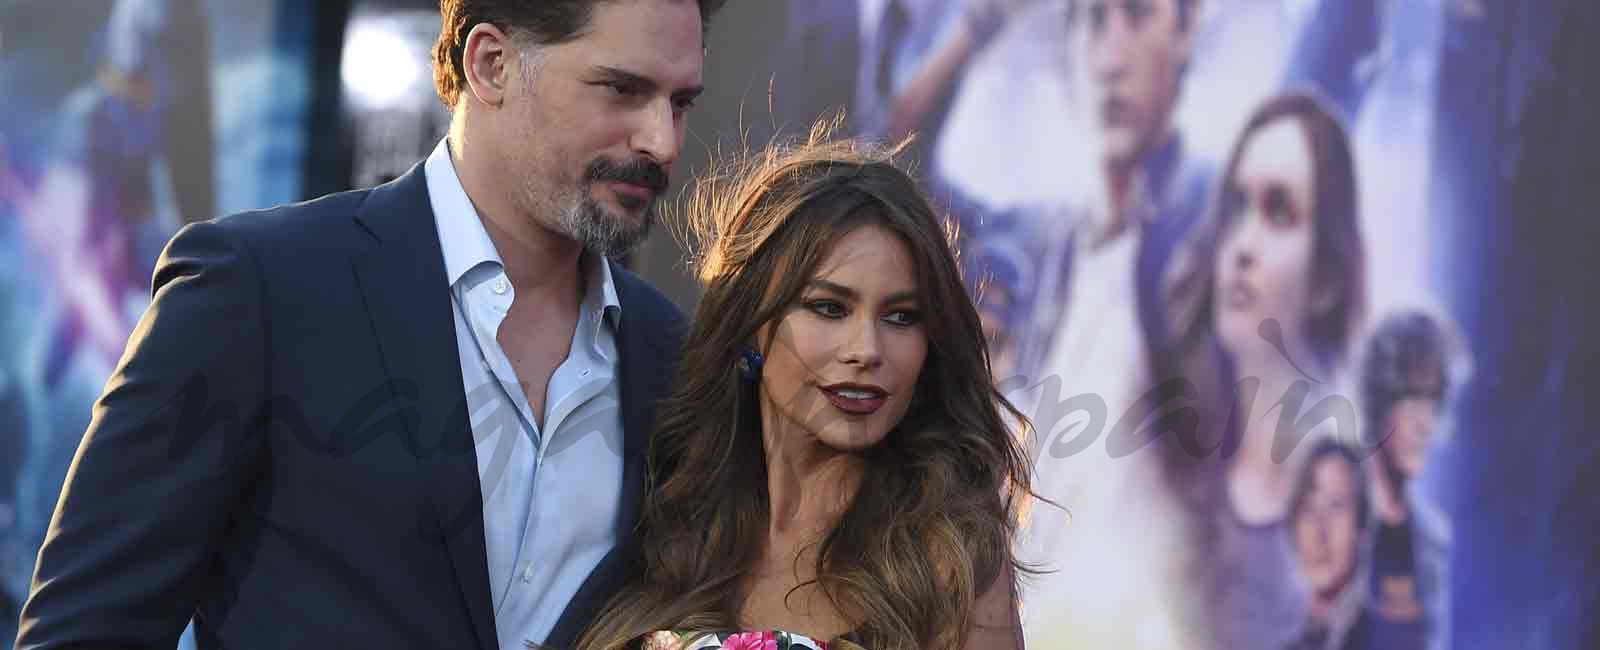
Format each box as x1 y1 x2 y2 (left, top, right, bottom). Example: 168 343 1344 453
15 163 686 649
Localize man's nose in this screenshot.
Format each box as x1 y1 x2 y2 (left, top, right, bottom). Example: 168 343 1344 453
630 98 682 167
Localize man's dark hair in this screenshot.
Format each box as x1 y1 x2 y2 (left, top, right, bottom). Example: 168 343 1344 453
1359 310 1461 447
1067 0 1199 33
432 0 727 108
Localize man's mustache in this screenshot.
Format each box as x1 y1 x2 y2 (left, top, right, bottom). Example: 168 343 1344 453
586 156 669 194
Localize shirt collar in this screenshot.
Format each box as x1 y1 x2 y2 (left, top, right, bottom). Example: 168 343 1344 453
1111 132 1186 235
425 137 624 332
1138 133 1185 214
425 137 502 288
583 249 623 336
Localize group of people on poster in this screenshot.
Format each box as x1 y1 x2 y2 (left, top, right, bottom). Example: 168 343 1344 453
758 1 1470 648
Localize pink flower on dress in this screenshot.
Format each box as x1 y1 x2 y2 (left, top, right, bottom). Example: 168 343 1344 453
721 631 778 650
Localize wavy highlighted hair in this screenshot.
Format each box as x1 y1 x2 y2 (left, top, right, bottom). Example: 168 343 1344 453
576 119 1036 650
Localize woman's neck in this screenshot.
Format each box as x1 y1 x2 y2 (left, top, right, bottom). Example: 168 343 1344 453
759 403 868 537
763 443 863 539
741 433 863 639
1228 352 1327 523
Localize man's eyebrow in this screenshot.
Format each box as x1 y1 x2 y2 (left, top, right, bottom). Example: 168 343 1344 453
591 65 704 99
675 85 706 102
591 65 654 89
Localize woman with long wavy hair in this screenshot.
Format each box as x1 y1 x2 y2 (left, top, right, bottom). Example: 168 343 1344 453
573 122 1034 650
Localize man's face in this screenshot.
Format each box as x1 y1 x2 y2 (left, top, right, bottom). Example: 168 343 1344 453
1381 397 1440 481
1293 455 1363 599
492 0 705 257
1073 0 1191 169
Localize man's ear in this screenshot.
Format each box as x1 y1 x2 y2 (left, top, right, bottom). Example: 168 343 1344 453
461 23 518 108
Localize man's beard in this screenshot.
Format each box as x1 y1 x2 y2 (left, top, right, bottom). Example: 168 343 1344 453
557 193 653 258
556 156 669 258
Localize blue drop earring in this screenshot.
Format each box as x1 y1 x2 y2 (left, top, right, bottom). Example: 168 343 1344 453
737 347 765 381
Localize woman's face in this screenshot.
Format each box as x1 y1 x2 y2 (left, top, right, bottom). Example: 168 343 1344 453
1292 455 1362 598
1381 396 1439 481
1213 117 1320 358
757 225 929 453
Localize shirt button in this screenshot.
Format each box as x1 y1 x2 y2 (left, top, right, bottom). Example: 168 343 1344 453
520 564 534 583
492 278 508 295
581 369 591 377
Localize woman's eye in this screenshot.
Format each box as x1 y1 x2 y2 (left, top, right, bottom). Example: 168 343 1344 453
884 310 922 327
807 300 846 319
1264 187 1297 227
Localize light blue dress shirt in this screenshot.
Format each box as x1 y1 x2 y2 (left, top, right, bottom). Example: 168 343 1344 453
424 138 625 649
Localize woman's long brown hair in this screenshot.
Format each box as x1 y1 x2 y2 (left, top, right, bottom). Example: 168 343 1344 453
575 120 1036 650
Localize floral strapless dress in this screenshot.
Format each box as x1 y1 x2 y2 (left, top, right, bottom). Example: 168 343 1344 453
644 629 866 650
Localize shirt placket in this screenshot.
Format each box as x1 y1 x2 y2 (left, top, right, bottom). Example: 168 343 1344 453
475 272 541 450
507 308 613 600
539 309 612 456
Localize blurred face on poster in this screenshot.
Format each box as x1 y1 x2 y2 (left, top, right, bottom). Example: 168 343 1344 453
469 0 705 257
1213 117 1322 359
1293 454 1363 598
99 0 176 159
1381 396 1439 481
1072 0 1194 170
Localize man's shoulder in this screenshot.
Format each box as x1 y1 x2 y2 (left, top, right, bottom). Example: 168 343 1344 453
1166 150 1218 216
610 263 687 343
179 185 382 265
210 186 374 237
612 265 686 322
1411 495 1453 551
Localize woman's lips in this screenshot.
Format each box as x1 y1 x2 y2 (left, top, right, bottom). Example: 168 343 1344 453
820 385 886 415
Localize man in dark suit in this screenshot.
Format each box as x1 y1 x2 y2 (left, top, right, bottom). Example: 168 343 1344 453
15 1 723 648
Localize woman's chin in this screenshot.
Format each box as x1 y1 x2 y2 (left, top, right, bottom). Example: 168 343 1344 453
815 426 890 453
1215 314 1257 355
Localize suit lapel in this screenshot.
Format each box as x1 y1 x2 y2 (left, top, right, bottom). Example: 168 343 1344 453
612 265 658 536
350 164 497 650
